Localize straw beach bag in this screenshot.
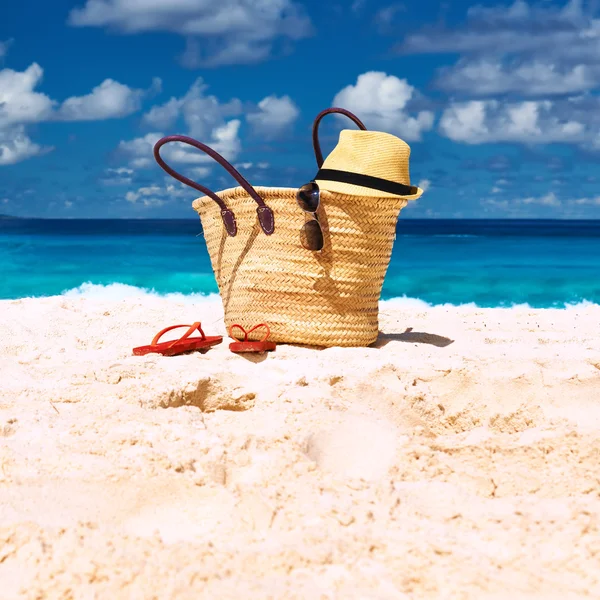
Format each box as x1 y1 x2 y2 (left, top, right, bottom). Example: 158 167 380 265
154 108 424 347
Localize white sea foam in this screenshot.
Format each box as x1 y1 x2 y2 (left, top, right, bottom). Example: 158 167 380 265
59 282 220 304
380 296 599 311
11 283 599 311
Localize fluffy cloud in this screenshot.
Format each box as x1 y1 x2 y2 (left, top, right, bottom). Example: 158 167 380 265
332 72 434 141
57 77 160 121
117 133 164 169
570 196 600 206
0 61 157 165
0 126 51 166
521 192 561 207
438 98 600 145
0 63 54 128
124 79 289 176
68 0 313 67
246 95 299 139
481 191 562 214
482 189 600 215
0 61 53 164
101 167 134 186
142 78 241 138
125 182 191 208
118 120 241 170
398 0 599 59
434 59 600 97
234 162 270 170
399 0 600 103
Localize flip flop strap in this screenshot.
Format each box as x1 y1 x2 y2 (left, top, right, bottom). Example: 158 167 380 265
228 324 249 342
228 323 271 342
246 323 271 342
151 322 205 348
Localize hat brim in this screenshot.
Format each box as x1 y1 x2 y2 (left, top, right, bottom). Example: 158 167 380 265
314 178 423 200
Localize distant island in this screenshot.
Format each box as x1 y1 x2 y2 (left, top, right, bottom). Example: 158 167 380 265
0 214 21 220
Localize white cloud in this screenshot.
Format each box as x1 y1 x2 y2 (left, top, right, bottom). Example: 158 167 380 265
246 95 299 139
482 198 510 210
161 119 242 165
439 98 595 145
57 77 160 121
111 167 133 175
0 39 13 60
118 132 164 169
126 185 162 204
374 4 405 30
119 119 241 170
125 182 191 207
179 38 273 69
101 167 134 185
120 78 245 174
142 98 182 130
68 0 313 67
521 192 561 206
417 178 431 192
0 126 52 166
333 72 434 141
0 62 156 166
398 0 600 113
142 78 241 138
491 186 502 193
399 0 598 59
571 196 600 205
0 63 54 128
188 166 211 179
483 191 600 217
434 58 600 96
482 191 562 213
0 62 155 126
234 162 270 170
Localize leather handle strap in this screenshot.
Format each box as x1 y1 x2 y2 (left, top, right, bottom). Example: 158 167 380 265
153 135 275 237
312 108 367 168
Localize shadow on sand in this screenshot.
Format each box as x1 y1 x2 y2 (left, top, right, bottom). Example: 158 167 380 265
373 327 455 349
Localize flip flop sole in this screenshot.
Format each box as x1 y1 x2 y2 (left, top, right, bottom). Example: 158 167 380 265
133 336 222 356
229 341 276 353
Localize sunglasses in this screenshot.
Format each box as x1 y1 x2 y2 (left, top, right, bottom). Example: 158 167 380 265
296 181 324 252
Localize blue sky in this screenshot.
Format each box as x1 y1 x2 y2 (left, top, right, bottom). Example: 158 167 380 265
1 0 600 219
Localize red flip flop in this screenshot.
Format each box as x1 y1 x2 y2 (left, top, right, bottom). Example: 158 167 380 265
132 322 222 356
229 323 276 354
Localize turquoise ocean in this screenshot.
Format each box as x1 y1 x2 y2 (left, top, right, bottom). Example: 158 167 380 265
1 218 599 308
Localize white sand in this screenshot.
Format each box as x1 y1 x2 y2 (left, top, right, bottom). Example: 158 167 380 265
1 295 599 599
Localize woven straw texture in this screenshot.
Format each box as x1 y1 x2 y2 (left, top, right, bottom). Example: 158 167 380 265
315 130 423 200
192 186 407 347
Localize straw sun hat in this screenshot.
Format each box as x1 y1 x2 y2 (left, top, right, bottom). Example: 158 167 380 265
314 129 423 200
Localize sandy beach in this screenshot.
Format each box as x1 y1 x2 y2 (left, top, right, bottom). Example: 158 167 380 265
1 295 599 599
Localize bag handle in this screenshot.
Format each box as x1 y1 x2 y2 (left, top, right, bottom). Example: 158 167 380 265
312 108 367 168
153 135 275 237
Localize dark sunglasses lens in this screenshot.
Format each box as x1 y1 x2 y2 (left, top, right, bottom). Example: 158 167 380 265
300 219 324 251
296 182 320 213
